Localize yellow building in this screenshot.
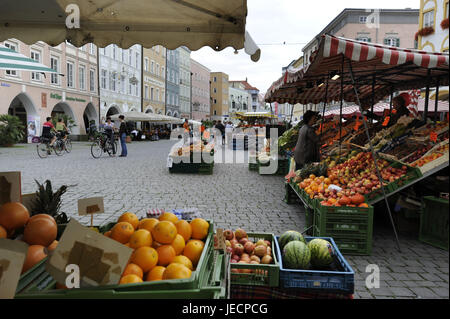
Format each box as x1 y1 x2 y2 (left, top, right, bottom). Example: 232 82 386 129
210 72 229 121
143 45 166 115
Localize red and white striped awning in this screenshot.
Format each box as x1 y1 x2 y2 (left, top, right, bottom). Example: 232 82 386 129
265 35 449 108
322 98 449 119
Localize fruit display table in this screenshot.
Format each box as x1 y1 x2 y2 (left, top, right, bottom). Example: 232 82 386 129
168 141 215 175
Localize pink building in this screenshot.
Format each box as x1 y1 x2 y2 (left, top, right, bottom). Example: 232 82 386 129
190 58 211 121
303 8 420 66
0 40 100 141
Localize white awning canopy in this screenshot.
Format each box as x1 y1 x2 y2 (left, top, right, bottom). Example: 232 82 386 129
0 0 260 61
0 44 57 73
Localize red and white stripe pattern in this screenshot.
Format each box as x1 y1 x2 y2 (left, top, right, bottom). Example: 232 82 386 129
146 208 165 218
407 90 421 118
323 35 449 68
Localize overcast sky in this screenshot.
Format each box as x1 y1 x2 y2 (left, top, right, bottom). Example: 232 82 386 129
191 0 419 95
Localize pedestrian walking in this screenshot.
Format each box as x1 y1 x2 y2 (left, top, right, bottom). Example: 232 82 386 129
293 110 320 170
183 119 190 145
118 115 129 157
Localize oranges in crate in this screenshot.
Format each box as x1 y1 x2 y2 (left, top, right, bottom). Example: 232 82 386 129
107 212 209 284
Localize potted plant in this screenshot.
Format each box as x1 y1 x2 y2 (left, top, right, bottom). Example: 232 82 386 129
441 18 449 30
0 114 25 147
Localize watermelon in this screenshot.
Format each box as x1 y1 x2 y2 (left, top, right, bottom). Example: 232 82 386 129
279 231 305 250
282 241 310 269
307 239 335 268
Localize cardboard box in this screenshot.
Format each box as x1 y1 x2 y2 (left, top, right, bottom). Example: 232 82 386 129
0 239 28 299
46 219 132 287
0 172 21 206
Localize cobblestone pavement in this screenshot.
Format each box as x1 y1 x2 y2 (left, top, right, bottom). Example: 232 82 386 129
0 140 448 299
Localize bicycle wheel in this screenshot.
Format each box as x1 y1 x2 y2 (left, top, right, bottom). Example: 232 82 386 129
106 140 115 156
36 143 49 159
91 141 103 159
54 141 64 156
64 138 72 153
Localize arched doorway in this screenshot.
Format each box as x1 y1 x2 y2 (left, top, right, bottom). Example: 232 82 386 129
145 107 154 113
51 102 79 135
8 93 38 143
173 111 179 118
106 105 120 117
166 110 173 116
157 110 163 115
83 103 98 135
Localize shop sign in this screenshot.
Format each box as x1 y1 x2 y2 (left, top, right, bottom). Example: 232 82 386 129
50 93 62 100
41 93 47 108
1 82 11 87
50 93 86 103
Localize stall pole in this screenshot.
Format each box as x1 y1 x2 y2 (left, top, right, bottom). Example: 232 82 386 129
424 69 431 121
339 57 344 159
347 58 402 252
434 77 440 122
371 75 375 125
319 76 329 141
389 89 394 114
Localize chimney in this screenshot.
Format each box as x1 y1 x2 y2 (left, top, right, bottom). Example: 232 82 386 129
245 77 248 82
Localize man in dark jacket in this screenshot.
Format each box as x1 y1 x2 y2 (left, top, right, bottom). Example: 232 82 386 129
215 120 226 145
294 111 320 170
118 115 129 157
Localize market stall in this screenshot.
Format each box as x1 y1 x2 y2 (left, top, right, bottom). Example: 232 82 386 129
267 34 449 254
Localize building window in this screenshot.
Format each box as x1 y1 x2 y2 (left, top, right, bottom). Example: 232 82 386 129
156 89 159 102
151 87 154 100
135 83 139 96
214 99 217 104
101 70 107 89
384 37 400 47
100 47 105 55
112 45 116 59
120 75 125 94
155 45 160 53
90 69 95 92
129 50 132 65
135 52 139 69
213 88 217 93
31 50 42 81
445 0 449 19
79 65 86 90
156 64 159 76
110 73 116 91
356 37 371 43
151 61 154 73
214 110 217 115
144 85 149 99
162 67 165 78
51 56 59 85
213 77 217 82
144 58 149 71
67 62 74 88
128 82 132 95
423 10 434 28
359 16 367 24
90 43 95 55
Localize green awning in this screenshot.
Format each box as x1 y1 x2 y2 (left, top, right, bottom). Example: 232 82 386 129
0 45 57 73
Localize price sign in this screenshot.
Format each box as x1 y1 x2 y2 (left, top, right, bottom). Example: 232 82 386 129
382 116 390 127
430 131 438 143
167 157 173 168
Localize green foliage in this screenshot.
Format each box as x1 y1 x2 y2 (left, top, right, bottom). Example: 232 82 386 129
0 114 25 146
30 179 70 224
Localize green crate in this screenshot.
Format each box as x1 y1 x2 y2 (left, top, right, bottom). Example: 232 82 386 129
389 162 422 190
284 183 298 204
230 233 280 287
419 196 449 250
304 207 315 236
249 162 259 171
314 229 372 256
313 203 373 256
16 246 229 299
16 221 215 297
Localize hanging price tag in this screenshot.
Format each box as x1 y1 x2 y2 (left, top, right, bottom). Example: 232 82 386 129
382 116 390 127
167 157 173 168
430 131 438 143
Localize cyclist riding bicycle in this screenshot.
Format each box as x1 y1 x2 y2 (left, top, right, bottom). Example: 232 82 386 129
56 118 69 142
42 117 57 146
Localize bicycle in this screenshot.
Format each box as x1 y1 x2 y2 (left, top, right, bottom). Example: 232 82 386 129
36 134 64 158
90 132 118 158
59 131 72 153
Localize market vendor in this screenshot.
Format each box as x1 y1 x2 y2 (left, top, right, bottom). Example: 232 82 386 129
294 110 321 170
362 93 412 126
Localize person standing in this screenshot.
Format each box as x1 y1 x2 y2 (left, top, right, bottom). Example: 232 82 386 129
118 115 129 157
215 120 225 145
183 119 190 145
294 111 320 170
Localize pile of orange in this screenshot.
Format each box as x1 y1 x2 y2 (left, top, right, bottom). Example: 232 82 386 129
299 175 337 199
107 211 210 284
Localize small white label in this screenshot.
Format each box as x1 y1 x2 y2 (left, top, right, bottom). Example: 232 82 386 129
167 157 173 168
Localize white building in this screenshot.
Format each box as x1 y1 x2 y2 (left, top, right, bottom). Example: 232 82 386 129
418 0 449 52
178 47 191 119
229 82 251 113
98 44 141 119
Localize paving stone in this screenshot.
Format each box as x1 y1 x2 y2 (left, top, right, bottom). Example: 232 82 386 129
389 287 415 297
409 287 440 298
2 141 449 300
430 287 449 298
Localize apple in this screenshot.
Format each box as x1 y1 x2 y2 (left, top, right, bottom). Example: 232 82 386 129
223 230 234 240
230 239 238 247
233 243 244 256
231 254 240 261
261 255 273 264
250 255 261 263
255 240 268 247
235 228 248 240
264 240 271 247
225 240 231 248
244 241 255 254
239 237 249 245
254 245 267 257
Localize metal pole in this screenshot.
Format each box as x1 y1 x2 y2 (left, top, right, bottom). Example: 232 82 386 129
347 58 402 252
320 76 329 141
339 58 344 159
389 89 393 114
434 77 440 122
371 75 375 125
424 69 431 122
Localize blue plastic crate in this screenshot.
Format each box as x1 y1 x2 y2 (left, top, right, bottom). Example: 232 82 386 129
274 236 354 294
